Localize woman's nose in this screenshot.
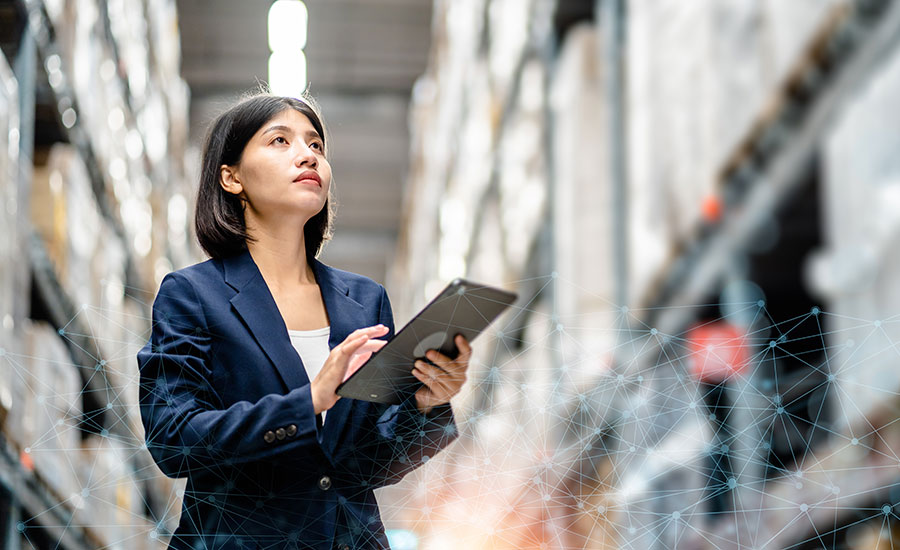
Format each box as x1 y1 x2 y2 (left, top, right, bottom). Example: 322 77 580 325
294 143 317 167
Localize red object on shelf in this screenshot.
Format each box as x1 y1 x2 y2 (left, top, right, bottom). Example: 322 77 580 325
687 322 751 382
701 195 723 223
20 449 34 472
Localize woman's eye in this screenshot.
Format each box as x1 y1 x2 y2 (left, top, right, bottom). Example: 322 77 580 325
310 141 323 151
272 136 287 145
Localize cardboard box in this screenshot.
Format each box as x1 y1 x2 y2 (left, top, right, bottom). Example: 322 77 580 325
17 321 82 504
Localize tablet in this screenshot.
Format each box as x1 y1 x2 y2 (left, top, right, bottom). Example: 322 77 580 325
336 278 518 404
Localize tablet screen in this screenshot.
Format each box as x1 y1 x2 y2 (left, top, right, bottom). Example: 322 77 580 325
336 279 518 404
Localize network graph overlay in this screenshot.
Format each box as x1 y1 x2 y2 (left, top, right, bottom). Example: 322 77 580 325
5 273 900 550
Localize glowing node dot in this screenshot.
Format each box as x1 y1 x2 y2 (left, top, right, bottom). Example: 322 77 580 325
58 329 65 335
16 522 25 532
851 438 859 446
106 402 113 409
100 429 109 438
689 402 696 409
672 511 680 520
621 306 629 313
811 306 820 315
757 300 765 307
769 340 777 348
828 374 835 382
727 478 737 489
650 328 658 335
628 527 636 535
795 482 802 489
550 271 558 279
24 447 30 453
884 504 892 515
776 407 784 415
832 486 840 495
800 503 808 512
149 531 158 540
82 488 89 497
875 320 882 328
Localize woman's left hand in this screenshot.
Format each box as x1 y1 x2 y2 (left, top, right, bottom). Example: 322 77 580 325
412 334 472 415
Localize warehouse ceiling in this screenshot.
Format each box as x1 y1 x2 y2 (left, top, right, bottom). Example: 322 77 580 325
175 0 434 284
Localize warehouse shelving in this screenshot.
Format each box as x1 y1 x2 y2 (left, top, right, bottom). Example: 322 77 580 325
1 0 190 547
602 0 900 548
0 433 98 550
20 0 155 296
635 0 900 339
395 0 900 548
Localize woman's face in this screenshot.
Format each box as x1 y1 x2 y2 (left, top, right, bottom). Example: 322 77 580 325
221 108 331 224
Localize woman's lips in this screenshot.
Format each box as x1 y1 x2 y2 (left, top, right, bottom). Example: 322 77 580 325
294 171 321 186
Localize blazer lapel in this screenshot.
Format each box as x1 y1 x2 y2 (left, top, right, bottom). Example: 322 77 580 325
223 251 310 391
311 259 370 458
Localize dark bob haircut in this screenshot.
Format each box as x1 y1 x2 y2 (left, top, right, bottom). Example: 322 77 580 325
194 93 334 260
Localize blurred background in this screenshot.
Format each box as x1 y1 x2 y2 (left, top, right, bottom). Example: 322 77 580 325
2 0 900 548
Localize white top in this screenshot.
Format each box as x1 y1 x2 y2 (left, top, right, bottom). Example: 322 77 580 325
288 326 331 421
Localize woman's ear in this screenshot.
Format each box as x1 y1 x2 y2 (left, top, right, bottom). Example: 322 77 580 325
220 165 243 196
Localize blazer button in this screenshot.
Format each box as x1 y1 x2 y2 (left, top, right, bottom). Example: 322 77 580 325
286 424 297 437
318 475 332 491
264 430 276 444
276 427 286 440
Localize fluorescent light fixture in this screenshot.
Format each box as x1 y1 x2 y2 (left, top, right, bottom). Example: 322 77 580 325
268 0 308 51
268 49 307 97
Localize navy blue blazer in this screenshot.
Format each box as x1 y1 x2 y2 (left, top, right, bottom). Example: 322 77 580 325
137 251 458 550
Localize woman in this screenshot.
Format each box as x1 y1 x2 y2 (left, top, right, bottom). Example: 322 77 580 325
138 93 469 550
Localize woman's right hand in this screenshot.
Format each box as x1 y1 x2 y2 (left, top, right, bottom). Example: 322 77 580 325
310 324 389 414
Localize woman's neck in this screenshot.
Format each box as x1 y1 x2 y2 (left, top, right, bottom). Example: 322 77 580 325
245 215 316 287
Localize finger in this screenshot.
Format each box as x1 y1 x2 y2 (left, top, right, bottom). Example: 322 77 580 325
455 334 473 360
413 360 455 395
345 340 388 381
412 368 448 401
424 349 467 379
338 334 371 359
348 324 389 340
414 375 450 409
354 338 388 356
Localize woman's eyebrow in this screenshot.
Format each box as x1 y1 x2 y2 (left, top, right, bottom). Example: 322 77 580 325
261 124 293 136
260 125 321 140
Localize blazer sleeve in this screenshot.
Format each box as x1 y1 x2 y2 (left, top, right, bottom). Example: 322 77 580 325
137 272 322 479
345 285 459 488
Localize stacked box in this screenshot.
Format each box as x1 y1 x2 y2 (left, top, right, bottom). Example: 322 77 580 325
0 50 19 428
31 145 99 304
76 434 145 549
496 58 548 276
120 295 150 440
549 24 619 386
487 0 535 97
107 0 151 106
19 321 82 503
625 0 848 304
817 41 900 429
